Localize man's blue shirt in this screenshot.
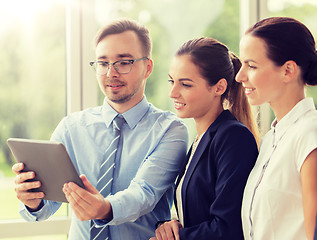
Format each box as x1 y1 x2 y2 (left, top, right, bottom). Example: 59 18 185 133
19 97 188 240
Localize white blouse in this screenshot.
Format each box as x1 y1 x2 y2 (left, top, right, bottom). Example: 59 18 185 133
241 98 317 240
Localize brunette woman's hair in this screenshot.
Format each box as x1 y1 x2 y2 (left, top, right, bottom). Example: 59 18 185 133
176 37 259 141
246 17 317 86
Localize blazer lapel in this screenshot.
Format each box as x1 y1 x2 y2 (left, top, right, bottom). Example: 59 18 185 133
174 145 191 214
180 131 213 223
175 146 192 187
182 134 212 188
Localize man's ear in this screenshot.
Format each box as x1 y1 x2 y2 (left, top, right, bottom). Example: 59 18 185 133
213 78 227 96
283 60 298 83
144 58 154 79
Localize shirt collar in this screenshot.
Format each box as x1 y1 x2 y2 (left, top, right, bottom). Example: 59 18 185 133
102 96 150 129
271 98 316 142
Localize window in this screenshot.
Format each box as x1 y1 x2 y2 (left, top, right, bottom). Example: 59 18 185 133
0 0 67 239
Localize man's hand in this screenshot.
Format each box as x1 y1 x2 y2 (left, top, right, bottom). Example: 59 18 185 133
12 163 44 210
155 220 183 240
63 174 112 221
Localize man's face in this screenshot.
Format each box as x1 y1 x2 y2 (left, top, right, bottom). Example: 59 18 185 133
95 30 152 111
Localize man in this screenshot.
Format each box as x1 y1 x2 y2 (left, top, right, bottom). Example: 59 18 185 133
12 19 188 240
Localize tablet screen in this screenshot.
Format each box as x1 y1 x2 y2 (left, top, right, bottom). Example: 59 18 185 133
7 138 85 202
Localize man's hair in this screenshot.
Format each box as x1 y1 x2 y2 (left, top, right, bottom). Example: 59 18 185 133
95 18 152 57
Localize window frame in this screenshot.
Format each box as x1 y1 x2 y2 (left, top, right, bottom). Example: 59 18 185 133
0 0 97 238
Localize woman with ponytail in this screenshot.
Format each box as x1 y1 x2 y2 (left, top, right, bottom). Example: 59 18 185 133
236 17 317 239
150 37 258 240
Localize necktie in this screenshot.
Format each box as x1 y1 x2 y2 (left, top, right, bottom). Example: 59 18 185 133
90 115 125 240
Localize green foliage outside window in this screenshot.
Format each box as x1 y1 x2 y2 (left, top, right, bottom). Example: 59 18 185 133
0 3 66 176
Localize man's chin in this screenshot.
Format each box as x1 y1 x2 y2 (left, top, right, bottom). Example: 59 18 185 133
108 94 132 104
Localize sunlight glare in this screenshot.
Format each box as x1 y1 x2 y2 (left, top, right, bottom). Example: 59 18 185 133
268 0 317 12
0 0 56 34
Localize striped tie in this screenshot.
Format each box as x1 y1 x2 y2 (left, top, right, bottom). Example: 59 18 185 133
90 115 125 240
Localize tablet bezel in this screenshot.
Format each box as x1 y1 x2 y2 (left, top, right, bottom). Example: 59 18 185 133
7 138 85 203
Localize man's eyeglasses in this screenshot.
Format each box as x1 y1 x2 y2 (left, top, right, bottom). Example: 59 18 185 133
89 57 148 75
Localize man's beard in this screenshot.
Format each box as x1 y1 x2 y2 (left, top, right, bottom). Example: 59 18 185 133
109 92 135 104
104 78 143 105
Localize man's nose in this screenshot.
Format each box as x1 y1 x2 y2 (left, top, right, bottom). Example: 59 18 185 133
106 64 119 78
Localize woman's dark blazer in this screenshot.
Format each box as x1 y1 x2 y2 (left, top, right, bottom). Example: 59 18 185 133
314 215 317 240
175 110 258 240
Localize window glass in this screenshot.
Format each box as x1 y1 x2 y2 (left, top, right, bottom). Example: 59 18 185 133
0 0 67 226
93 0 240 139
268 0 317 106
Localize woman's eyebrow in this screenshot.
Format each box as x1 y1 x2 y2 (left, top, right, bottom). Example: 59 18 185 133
168 74 194 82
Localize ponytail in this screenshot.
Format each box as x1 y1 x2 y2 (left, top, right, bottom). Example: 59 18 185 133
304 51 317 86
227 53 260 144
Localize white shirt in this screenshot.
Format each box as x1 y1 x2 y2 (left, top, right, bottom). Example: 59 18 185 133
241 98 317 240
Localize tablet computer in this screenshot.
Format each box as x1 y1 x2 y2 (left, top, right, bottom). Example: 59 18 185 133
7 138 85 203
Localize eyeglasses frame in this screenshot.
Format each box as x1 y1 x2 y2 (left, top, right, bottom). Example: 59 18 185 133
89 57 148 75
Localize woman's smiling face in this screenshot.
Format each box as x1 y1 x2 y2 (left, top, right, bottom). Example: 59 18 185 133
236 34 286 106
168 54 220 121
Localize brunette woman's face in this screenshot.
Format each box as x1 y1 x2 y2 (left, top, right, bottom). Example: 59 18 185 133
168 54 220 121
236 34 286 106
